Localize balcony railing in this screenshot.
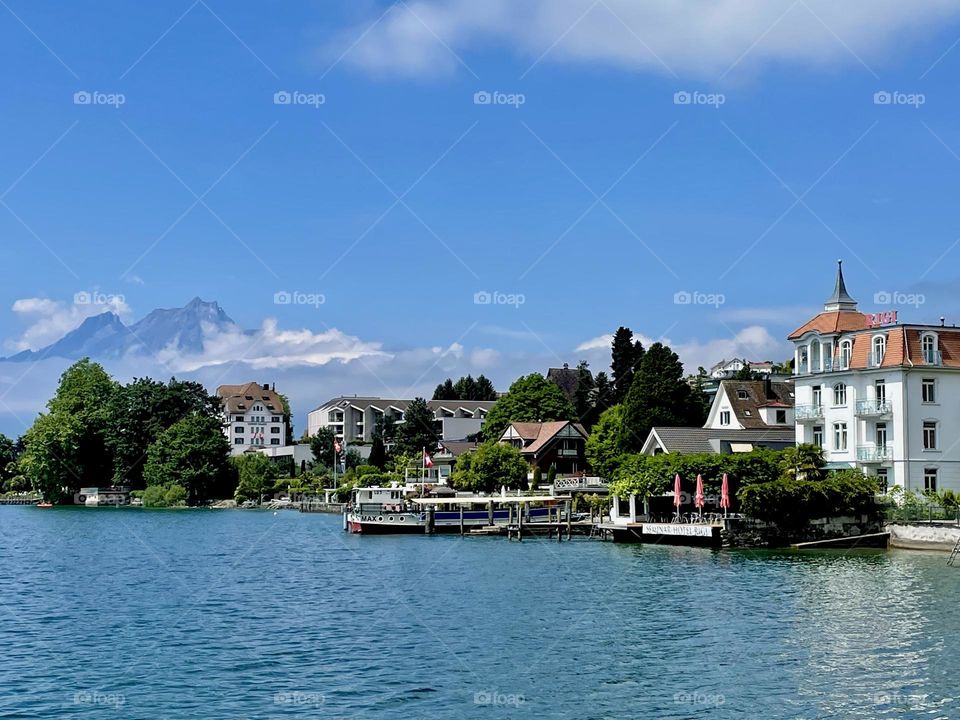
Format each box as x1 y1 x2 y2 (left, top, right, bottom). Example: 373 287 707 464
856 445 893 463
795 404 824 421
855 400 892 417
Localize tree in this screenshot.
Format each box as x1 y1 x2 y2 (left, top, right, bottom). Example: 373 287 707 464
451 441 528 492
279 393 295 443
611 327 645 404
141 482 188 508
482 374 576 441
473 375 497 401
573 360 598 426
433 375 497 401
734 361 762 380
592 371 615 417
0 433 17 490
143 415 234 505
368 419 387 470
619 342 705 453
106 377 221 488
432 378 456 400
19 359 119 501
392 397 439 457
233 453 279 504
310 427 336 467
344 447 363 471
779 444 826 482
585 405 625 479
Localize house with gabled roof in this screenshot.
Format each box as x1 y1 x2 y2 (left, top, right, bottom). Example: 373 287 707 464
498 420 589 475
218 382 288 456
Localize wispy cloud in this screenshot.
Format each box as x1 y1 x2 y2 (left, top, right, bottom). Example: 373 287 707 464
329 0 960 78
7 296 132 353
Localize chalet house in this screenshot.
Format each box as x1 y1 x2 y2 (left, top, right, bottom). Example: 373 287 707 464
642 379 795 455
218 382 287 456
499 421 589 475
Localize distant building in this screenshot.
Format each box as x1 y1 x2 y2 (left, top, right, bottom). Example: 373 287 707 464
546 364 588 403
76 486 131 506
498 421 588 475
307 397 496 444
791 261 960 493
218 382 288 456
642 378 795 455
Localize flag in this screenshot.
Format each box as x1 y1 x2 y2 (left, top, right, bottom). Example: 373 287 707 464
334 440 342 454
423 449 434 468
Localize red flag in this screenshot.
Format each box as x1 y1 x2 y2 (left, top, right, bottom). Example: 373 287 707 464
334 440 342 454
423 450 434 468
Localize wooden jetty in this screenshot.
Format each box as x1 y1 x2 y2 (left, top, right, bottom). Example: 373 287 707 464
597 521 724 548
0 498 40 505
299 500 345 514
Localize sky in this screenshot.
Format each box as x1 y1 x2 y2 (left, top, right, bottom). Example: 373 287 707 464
3 0 960 435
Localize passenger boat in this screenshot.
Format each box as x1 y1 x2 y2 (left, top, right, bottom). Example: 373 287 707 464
344 486 565 534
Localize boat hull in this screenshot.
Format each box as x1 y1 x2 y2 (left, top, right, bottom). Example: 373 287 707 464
345 506 552 534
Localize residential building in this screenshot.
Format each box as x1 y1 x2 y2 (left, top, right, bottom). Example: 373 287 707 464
218 382 288 456
790 261 960 493
642 378 795 455
307 397 496 444
546 363 589 403
498 421 589 475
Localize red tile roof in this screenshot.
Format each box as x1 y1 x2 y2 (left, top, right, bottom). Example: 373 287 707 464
788 311 869 339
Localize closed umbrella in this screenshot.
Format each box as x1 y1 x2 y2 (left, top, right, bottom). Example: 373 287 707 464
695 474 705 520
673 473 682 521
720 473 730 518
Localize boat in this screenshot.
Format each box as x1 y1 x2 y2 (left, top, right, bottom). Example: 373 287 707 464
344 486 567 534
36 501 53 508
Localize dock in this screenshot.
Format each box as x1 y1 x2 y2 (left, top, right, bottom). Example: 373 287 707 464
0 498 40 505
792 532 890 550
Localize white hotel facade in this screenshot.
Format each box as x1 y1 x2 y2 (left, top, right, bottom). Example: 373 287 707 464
791 262 960 494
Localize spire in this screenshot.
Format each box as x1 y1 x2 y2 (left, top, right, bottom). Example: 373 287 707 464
824 259 857 312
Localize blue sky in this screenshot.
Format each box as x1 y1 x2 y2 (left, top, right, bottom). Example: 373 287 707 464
3 0 960 433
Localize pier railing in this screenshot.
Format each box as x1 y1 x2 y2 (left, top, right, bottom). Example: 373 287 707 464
882 504 959 525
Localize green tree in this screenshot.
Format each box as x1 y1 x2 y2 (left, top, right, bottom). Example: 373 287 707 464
585 404 625 479
433 375 497 401
473 375 497 401
233 453 279 504
143 415 234 505
432 378 456 400
451 441 528 492
611 327 645 404
19 413 85 503
573 360 597 426
779 443 826 482
734 361 762 380
368 419 388 470
392 398 439 457
310 427 336 467
344 447 363 471
0 433 17 490
482 374 576 441
142 482 188 508
619 342 702 452
279 393 295 443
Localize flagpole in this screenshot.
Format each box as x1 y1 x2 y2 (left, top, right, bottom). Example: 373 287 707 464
333 440 337 488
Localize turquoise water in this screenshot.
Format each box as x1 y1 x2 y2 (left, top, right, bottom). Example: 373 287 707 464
0 507 957 719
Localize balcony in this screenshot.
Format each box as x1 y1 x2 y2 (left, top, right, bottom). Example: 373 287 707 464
855 399 892 418
856 445 893 463
795 404 824 422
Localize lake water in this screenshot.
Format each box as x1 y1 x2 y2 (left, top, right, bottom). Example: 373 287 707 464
0 507 957 719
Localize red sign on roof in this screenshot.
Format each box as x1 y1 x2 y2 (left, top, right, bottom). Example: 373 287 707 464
866 310 898 328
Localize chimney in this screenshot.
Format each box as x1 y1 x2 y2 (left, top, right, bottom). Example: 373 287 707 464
263 383 270 391
941 317 946 327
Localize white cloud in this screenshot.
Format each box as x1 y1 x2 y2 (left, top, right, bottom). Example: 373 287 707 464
575 331 660 353
674 325 787 372
7 295 132 353
331 0 959 78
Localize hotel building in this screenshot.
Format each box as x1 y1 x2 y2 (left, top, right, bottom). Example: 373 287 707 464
790 262 960 493
217 382 288 456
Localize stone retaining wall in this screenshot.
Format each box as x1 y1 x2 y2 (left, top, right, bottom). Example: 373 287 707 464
886 523 960 551
722 515 882 549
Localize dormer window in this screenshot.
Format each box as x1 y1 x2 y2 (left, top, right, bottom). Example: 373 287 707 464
737 390 748 400
921 333 938 364
872 335 886 367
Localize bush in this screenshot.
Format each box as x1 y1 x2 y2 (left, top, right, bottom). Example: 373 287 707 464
142 483 188 508
737 469 877 526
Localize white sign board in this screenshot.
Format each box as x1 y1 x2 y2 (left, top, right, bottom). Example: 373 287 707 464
642 523 714 538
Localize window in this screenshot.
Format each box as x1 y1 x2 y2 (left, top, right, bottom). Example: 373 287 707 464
875 422 887 449
737 390 749 399
839 340 852 370
776 410 787 424
234 438 244 445
233 415 243 422
813 425 824 447
812 385 822 407
833 422 848 451
875 380 886 405
923 421 938 450
271 427 280 434
270 439 280 445
833 383 847 406
922 379 936 403
235 427 244 433
921 334 937 364
720 410 731 426
872 335 886 366
253 404 263 411
877 469 889 494
271 416 281 422
924 467 938 492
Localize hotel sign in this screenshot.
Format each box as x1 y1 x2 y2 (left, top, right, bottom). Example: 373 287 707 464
642 523 714 538
866 310 898 328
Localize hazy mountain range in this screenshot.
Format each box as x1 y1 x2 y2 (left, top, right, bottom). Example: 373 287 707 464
2 298 239 363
